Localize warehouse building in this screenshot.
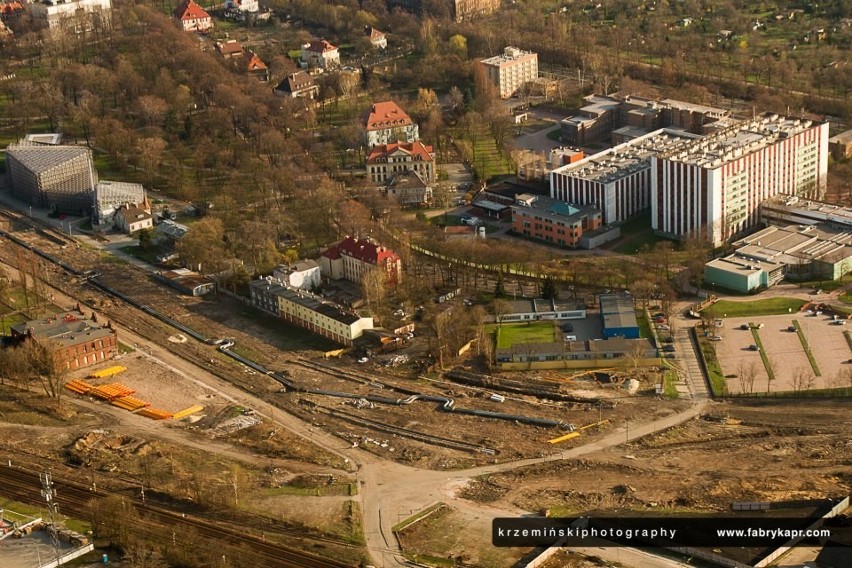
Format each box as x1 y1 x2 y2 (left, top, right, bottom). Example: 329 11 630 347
599 293 639 339
5 144 97 214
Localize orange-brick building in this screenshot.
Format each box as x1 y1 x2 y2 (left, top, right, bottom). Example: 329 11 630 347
11 310 117 370
511 194 602 248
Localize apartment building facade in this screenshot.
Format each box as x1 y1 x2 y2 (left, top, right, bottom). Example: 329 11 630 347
319 236 403 285
478 46 538 99
250 278 373 345
511 194 602 248
651 115 829 245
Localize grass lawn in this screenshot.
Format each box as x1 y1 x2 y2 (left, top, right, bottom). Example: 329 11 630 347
705 298 806 318
749 325 777 382
664 370 679 398
696 334 727 396
635 310 653 338
0 312 27 334
494 322 556 349
613 231 669 254
428 214 501 234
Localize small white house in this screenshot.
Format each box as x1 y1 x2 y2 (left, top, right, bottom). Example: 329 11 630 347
301 39 340 69
114 204 153 234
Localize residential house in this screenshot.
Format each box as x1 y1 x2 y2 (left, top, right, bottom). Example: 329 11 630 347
11 310 117 371
215 39 243 58
250 278 373 346
385 170 432 206
365 26 387 49
113 203 153 234
0 1 24 25
318 236 402 285
478 46 539 99
241 50 269 81
272 260 321 291
301 39 340 69
224 0 257 13
273 71 319 99
363 101 419 147
172 0 212 32
155 219 189 244
511 194 602 248
366 141 434 184
154 268 214 296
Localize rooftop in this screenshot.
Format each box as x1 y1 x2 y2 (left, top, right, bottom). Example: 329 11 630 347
156 219 189 239
304 38 337 53
173 0 209 21
551 128 699 184
364 101 414 131
480 46 537 66
251 278 366 325
659 114 823 168
322 236 399 265
513 194 599 224
761 195 852 228
6 144 92 175
732 223 852 266
829 129 852 145
366 140 433 163
11 311 115 349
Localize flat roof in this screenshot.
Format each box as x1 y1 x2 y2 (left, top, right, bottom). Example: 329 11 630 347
551 128 700 184
828 129 852 145
11 311 115 348
251 279 365 325
660 114 823 169
762 196 852 228
480 46 536 66
512 195 599 224
600 293 638 330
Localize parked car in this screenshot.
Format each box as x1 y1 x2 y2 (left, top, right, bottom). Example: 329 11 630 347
740 324 750 330
662 337 674 343
657 324 670 331
749 344 760 351
833 320 846 326
662 345 676 353
561 322 574 332
710 335 723 341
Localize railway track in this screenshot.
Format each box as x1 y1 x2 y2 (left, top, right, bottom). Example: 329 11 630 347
0 465 353 568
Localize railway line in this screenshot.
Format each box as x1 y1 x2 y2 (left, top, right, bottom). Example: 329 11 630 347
0 465 353 568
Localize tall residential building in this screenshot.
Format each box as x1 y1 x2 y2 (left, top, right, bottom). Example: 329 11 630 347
5 144 98 214
478 47 538 99
363 101 419 147
651 115 829 246
318 236 403 286
550 129 699 224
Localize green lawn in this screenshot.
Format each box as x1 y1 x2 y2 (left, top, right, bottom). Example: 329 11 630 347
635 310 653 338
749 324 777 382
494 322 556 349
696 334 727 396
791 320 822 377
428 214 501 234
706 298 806 318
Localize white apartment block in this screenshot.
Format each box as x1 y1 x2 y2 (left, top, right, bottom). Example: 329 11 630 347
651 115 829 246
550 129 699 224
28 0 112 32
478 47 538 99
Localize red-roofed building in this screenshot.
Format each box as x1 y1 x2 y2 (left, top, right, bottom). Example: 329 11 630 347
173 0 212 32
215 39 243 58
318 237 402 285
367 141 435 184
241 50 269 81
365 26 387 49
363 101 419 147
301 39 340 69
0 1 24 25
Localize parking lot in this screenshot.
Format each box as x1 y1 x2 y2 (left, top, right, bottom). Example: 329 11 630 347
713 313 851 393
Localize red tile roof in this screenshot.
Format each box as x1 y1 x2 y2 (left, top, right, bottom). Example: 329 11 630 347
173 0 210 21
305 39 337 53
366 141 434 164
216 40 243 56
0 1 23 15
243 51 267 71
322 237 400 266
364 101 413 131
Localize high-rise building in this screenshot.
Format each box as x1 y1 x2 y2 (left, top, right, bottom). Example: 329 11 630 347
651 115 828 246
478 47 538 99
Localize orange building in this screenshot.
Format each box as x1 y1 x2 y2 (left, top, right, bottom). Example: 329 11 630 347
11 310 117 370
511 194 602 248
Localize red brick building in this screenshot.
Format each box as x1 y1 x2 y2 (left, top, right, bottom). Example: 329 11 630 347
511 194 602 248
11 310 118 371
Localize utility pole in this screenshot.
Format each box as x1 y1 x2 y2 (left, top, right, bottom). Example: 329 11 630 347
40 470 62 567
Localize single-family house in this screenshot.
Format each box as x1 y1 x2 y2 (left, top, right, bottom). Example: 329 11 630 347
363 101 419 147
301 39 340 69
365 26 387 49
114 203 153 234
273 71 319 99
173 0 212 32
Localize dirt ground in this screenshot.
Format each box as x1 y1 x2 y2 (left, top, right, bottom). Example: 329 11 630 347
456 400 851 514
714 314 852 393
276 360 690 469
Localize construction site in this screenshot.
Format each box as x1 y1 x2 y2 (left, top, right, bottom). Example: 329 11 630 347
0 209 849 568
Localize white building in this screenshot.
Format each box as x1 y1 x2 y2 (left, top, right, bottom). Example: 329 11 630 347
651 115 829 246
113 204 153 234
550 129 699 224
301 39 340 69
172 0 212 32
365 26 387 49
28 0 112 33
250 278 373 346
272 260 321 291
94 181 146 225
478 46 538 99
224 0 258 13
